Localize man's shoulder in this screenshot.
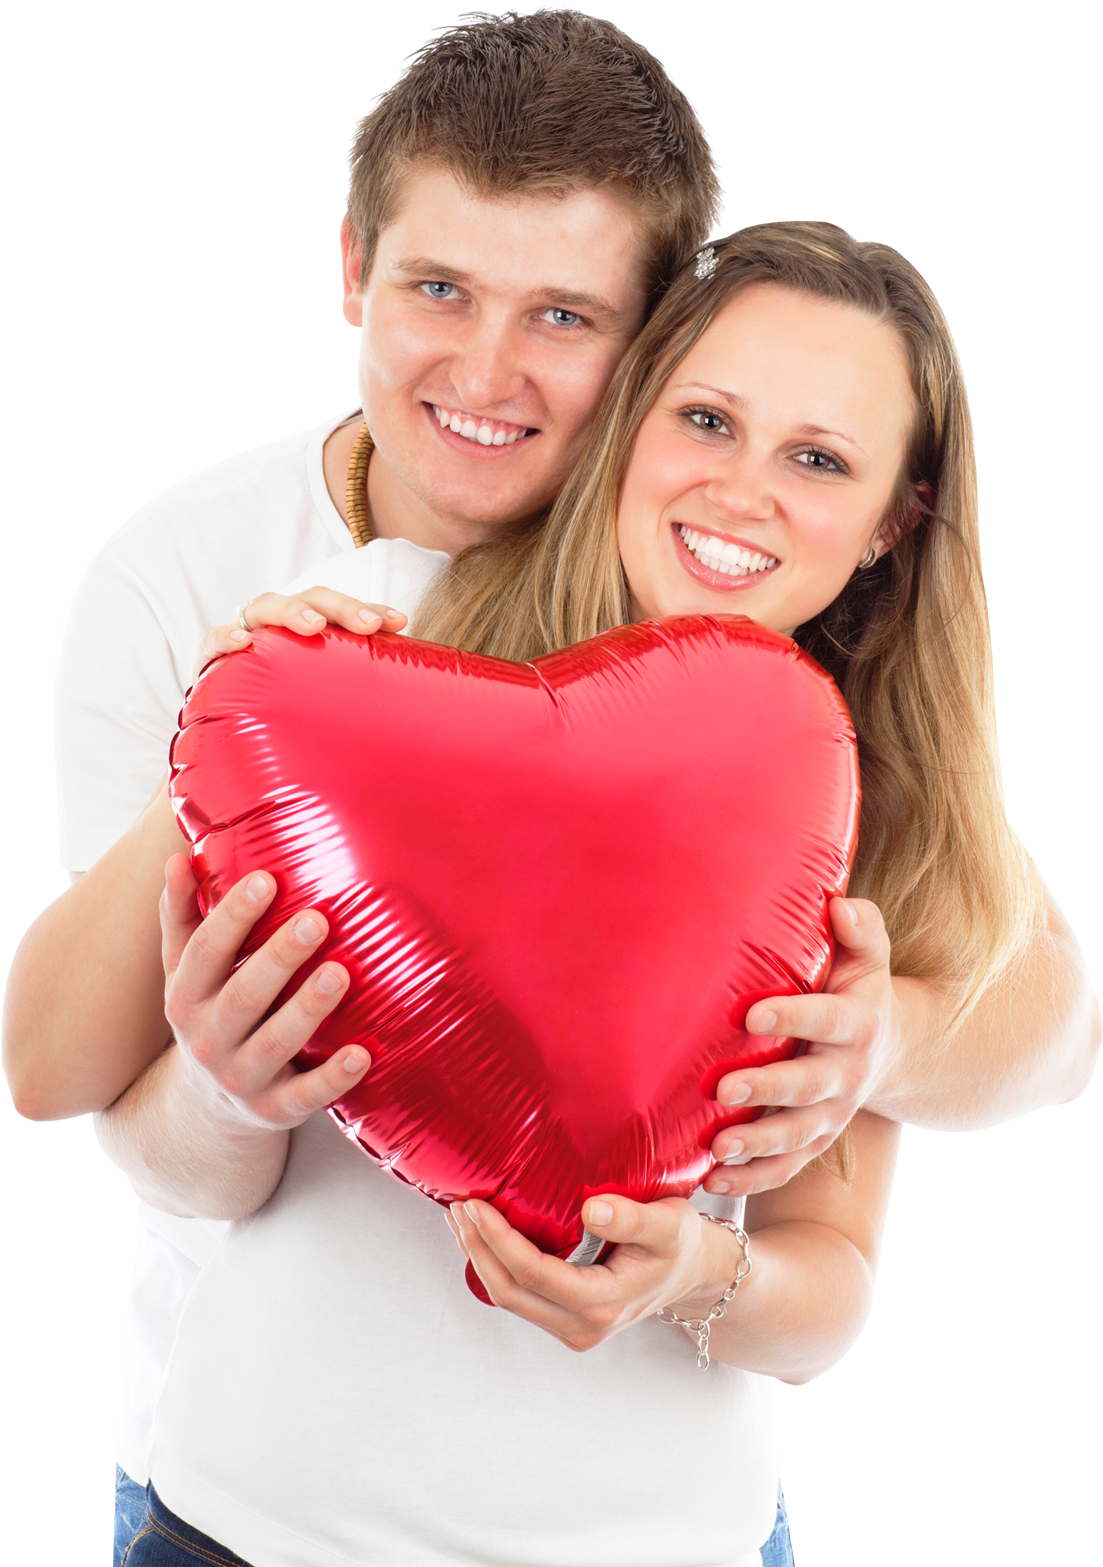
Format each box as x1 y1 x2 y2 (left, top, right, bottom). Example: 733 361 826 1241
94 415 355 583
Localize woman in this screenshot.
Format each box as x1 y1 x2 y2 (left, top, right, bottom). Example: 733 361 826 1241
95 222 1082 1566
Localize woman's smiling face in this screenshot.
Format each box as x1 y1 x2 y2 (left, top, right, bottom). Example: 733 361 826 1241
616 283 917 636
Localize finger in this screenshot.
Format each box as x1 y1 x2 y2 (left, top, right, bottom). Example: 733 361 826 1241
579 1194 689 1258
711 1102 850 1166
743 990 857 1052
823 897 892 987
205 907 330 1040
259 1042 370 1127
160 853 202 981
452 1203 582 1331
239 591 329 636
702 1135 839 1198
230 960 352 1095
192 624 252 680
292 587 407 635
166 870 278 1009
716 1050 854 1111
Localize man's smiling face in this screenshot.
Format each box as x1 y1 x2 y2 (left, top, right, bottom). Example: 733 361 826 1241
344 164 652 551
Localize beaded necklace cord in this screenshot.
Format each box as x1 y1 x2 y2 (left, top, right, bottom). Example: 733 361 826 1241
345 421 374 546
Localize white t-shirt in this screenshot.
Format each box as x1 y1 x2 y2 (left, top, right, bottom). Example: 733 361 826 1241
55 413 447 1484
152 1116 774 1567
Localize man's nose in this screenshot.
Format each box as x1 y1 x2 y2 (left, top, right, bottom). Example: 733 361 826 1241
448 316 528 412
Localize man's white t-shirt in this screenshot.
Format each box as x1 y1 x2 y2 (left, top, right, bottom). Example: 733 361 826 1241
56 413 447 1484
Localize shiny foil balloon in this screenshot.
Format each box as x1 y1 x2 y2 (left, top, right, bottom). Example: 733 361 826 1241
169 617 859 1280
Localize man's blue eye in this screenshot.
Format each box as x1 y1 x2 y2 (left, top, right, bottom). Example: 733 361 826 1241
422 282 457 300
543 307 581 326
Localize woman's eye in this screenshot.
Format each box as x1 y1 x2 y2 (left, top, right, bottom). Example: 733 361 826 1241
794 448 845 473
687 409 729 434
421 281 459 301
540 307 583 327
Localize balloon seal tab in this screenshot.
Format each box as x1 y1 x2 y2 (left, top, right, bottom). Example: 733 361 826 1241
566 1228 605 1267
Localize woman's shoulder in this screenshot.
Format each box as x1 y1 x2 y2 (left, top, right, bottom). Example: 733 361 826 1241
282 537 451 615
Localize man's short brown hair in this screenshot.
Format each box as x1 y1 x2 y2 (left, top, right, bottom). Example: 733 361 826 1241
347 9 719 300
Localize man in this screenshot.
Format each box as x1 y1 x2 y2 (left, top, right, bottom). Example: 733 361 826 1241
6 11 730 1562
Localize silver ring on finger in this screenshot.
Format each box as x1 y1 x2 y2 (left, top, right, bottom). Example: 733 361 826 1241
236 600 255 632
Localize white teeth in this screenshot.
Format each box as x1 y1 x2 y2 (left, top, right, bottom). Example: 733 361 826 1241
677 524 778 576
435 406 527 445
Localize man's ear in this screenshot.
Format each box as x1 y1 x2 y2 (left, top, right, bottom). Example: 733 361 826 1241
341 215 364 328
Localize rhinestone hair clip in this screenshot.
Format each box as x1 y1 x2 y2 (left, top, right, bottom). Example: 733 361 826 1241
694 245 718 280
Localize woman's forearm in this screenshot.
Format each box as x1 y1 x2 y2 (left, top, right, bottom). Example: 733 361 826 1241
702 1220 874 1383
865 896 1100 1129
95 1044 290 1220
3 786 185 1120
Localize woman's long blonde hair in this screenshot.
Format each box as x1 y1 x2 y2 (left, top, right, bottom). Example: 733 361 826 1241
415 221 1044 1015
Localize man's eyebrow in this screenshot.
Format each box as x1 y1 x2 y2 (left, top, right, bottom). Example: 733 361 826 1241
391 256 472 284
390 256 619 317
670 384 868 456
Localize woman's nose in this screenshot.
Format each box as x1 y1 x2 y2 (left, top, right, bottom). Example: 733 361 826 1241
705 454 776 522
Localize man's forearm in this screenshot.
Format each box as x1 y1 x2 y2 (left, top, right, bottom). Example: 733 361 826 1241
3 786 185 1120
95 1044 290 1220
866 898 1100 1128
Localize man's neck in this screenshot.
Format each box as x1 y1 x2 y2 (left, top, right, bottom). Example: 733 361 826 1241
321 418 503 555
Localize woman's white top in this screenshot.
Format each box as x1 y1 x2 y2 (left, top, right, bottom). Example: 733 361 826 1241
151 1115 775 1567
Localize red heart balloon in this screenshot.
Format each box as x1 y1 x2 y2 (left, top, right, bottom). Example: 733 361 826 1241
169 616 858 1275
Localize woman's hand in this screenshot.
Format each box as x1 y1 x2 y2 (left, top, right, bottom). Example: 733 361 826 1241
191 587 408 679
704 896 899 1197
447 1193 740 1352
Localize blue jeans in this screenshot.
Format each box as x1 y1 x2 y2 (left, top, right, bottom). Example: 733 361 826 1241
115 1480 251 1565
113 1469 147 1567
114 1474 792 1565
761 1486 796 1565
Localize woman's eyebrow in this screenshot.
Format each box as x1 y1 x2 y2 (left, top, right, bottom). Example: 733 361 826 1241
795 423 868 458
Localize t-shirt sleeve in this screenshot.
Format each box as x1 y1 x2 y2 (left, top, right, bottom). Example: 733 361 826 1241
56 558 190 873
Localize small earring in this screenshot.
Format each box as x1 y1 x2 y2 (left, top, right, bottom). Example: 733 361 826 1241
858 545 878 570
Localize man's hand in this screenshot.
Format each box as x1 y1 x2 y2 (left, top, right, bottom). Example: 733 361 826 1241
703 897 899 1197
192 586 408 680
161 853 371 1131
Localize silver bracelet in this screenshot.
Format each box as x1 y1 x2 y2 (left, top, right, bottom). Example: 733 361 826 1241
656 1214 752 1369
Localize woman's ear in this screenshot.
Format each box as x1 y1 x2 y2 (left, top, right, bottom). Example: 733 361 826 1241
879 478 935 554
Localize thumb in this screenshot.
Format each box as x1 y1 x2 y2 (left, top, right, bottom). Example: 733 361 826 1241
581 1195 687 1254
827 896 891 982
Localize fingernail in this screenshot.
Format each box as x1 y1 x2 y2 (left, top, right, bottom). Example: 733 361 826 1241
710 1177 733 1195
245 874 270 902
721 1140 749 1165
464 1201 482 1227
357 608 382 625
294 915 321 944
230 628 249 642
844 900 860 926
719 1079 752 1106
450 1201 467 1229
302 609 325 624
316 968 344 995
750 1009 778 1035
342 1046 368 1072
587 1199 614 1227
